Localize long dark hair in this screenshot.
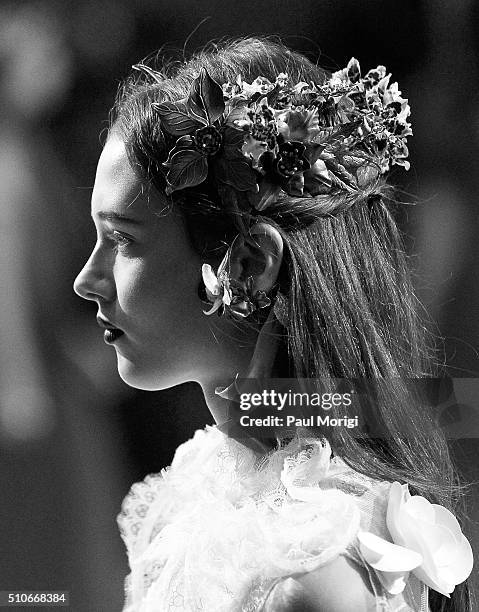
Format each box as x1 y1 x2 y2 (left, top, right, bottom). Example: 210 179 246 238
111 37 471 611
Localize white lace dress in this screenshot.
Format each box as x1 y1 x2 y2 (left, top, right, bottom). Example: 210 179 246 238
118 426 430 611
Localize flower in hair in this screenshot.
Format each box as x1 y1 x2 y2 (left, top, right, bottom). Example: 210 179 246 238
154 58 412 210
358 482 473 597
154 70 258 195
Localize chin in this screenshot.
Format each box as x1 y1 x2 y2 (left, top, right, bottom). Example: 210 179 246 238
116 353 191 391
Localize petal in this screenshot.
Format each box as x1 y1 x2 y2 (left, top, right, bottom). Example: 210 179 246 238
203 297 223 316
374 571 410 596
386 482 408 546
445 534 474 584
358 531 422 595
229 301 255 318
346 57 361 83
216 247 232 279
431 504 463 541
222 286 232 306
242 135 268 163
377 74 392 94
396 513 450 591
402 512 456 563
404 495 435 524
201 264 220 296
358 531 422 572
411 565 454 597
233 119 253 130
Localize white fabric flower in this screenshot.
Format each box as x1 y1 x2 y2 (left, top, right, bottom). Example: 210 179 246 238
201 250 231 315
357 531 422 595
359 481 474 597
201 264 225 315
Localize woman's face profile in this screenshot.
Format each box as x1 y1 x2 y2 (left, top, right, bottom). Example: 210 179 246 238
74 134 229 390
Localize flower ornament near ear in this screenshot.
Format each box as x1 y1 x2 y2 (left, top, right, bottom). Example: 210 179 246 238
201 263 271 318
201 258 272 319
358 482 473 598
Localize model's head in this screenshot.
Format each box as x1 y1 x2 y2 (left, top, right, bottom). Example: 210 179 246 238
74 37 424 390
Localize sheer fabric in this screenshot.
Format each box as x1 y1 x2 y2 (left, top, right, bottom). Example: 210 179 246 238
118 426 430 611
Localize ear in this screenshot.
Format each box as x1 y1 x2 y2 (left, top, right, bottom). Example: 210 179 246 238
224 222 284 294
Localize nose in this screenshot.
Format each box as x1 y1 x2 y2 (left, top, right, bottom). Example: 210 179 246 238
73 245 116 303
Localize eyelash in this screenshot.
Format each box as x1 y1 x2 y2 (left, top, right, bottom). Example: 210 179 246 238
110 231 133 251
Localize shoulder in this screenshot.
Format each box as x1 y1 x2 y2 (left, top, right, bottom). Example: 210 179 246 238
264 554 377 612
296 554 377 611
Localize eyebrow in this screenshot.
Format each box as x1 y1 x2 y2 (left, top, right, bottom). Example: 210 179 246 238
96 211 144 225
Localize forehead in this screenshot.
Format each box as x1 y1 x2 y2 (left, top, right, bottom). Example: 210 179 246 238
91 135 152 219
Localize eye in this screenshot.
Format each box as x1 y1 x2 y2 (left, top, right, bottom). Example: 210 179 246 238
110 230 133 250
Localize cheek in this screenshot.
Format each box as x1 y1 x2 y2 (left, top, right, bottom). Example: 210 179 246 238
114 256 203 332
114 259 152 312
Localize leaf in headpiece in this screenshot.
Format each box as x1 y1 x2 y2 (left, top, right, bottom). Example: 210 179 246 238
187 68 225 126
312 120 361 149
303 159 332 195
356 163 380 187
222 127 247 159
341 153 370 168
224 98 249 128
164 147 208 195
154 101 200 136
213 155 258 192
265 84 281 107
163 135 196 161
250 179 282 211
218 128 260 188
324 158 357 192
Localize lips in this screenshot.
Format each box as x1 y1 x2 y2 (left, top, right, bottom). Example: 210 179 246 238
97 315 124 343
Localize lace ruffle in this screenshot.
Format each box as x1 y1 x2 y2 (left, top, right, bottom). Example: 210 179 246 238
118 426 429 611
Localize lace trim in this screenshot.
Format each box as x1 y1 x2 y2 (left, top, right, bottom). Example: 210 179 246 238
118 426 429 611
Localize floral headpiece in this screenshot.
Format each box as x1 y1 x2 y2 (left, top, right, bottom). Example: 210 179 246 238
154 58 412 212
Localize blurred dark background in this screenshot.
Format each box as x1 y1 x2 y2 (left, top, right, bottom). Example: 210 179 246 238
1 1 478 610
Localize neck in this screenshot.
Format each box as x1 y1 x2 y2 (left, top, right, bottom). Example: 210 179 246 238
200 377 236 425
199 310 283 454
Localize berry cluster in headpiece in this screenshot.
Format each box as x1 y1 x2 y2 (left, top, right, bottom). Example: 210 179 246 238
154 58 412 211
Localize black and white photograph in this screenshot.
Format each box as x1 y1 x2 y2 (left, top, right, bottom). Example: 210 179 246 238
1 1 478 611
